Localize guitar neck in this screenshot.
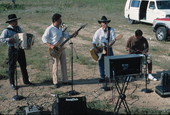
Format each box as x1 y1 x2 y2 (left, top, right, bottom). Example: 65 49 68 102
109 34 123 46
59 38 70 48
69 26 83 38
59 25 86 48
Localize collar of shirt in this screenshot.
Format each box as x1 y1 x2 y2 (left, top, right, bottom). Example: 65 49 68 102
102 27 108 33
92 27 109 46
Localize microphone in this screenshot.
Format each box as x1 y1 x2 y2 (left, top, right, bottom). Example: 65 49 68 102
61 23 68 32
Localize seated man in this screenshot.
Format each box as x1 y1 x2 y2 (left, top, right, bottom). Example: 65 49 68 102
126 29 157 81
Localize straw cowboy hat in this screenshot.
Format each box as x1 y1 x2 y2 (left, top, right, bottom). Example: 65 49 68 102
6 14 21 23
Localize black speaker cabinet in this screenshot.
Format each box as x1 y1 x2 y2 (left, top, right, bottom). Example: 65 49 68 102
160 72 170 86
155 72 170 97
104 54 143 77
155 86 170 97
52 96 87 115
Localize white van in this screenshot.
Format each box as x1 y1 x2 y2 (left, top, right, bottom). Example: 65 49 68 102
124 0 170 24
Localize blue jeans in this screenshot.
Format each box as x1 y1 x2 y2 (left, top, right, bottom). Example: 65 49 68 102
98 47 113 79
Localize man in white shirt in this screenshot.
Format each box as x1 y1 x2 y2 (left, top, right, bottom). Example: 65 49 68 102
92 16 116 83
42 13 72 88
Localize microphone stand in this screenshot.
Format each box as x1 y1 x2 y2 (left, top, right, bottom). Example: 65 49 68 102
67 40 80 96
65 24 87 95
102 27 111 91
12 45 25 101
141 54 153 93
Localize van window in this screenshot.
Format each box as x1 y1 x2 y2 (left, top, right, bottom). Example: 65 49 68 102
157 1 170 9
131 0 140 7
149 2 155 9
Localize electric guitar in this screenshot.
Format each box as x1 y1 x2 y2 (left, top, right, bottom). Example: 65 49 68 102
49 23 87 58
90 34 123 61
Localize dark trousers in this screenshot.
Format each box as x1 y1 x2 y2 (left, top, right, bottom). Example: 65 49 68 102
98 47 114 79
8 46 29 84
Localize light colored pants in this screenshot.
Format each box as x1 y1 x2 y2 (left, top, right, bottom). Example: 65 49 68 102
52 50 68 84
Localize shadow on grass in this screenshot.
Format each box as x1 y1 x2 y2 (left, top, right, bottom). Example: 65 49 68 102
71 78 99 85
16 80 53 89
87 108 114 115
15 107 115 115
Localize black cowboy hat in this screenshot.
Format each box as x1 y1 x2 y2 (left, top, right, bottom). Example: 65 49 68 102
98 16 111 24
6 14 21 23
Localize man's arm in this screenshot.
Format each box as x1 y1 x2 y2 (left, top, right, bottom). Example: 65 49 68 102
92 31 99 53
0 29 16 44
42 28 55 49
126 36 133 54
142 38 149 54
109 28 116 46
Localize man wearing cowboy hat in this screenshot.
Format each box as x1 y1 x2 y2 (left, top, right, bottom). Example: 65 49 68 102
92 16 116 83
0 14 32 90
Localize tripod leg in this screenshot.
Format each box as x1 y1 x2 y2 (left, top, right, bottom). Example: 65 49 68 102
114 96 121 113
122 100 131 114
116 99 124 114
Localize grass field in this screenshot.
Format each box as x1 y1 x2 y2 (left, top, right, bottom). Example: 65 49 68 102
0 0 170 114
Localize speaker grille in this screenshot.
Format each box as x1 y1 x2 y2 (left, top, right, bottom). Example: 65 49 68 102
52 96 87 115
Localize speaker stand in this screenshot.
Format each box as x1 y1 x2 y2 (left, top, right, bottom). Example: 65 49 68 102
113 76 131 114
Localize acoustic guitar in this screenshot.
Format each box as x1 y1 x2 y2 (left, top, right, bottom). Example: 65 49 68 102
90 34 123 61
49 23 87 58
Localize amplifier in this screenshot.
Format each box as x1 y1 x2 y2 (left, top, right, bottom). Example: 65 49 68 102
160 72 170 86
104 54 143 77
155 86 170 97
155 72 170 97
52 96 87 115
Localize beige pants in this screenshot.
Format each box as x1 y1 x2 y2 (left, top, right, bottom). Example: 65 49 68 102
52 50 68 84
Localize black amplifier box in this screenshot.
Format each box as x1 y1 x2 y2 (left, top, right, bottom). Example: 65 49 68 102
52 96 87 115
155 86 170 97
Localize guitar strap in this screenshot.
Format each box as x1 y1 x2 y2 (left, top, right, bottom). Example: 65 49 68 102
6 27 20 33
107 27 111 41
106 27 111 56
